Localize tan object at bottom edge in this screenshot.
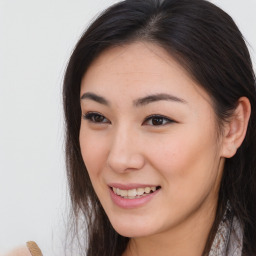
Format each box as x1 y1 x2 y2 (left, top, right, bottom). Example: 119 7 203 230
26 242 43 256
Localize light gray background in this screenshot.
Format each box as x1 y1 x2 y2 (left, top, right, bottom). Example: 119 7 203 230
0 0 255 255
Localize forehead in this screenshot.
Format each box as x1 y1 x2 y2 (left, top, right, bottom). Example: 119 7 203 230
81 42 212 107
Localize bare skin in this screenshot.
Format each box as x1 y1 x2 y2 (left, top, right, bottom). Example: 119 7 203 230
5 242 42 256
79 42 251 256
4 246 31 256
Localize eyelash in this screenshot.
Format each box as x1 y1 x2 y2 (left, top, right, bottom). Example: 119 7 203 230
83 112 110 124
82 112 175 126
143 114 175 126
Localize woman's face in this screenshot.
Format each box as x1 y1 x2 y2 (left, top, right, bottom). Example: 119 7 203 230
79 42 225 238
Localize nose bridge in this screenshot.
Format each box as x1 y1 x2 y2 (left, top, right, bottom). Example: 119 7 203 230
107 123 144 172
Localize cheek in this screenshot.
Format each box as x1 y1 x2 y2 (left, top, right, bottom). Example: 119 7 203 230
147 128 220 195
79 129 108 178
146 136 221 225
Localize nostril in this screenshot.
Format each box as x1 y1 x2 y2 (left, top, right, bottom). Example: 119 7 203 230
107 152 145 173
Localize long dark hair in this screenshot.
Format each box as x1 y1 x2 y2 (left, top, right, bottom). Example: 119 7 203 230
63 0 256 255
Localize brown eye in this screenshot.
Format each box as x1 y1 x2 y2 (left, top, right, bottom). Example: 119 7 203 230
151 116 164 125
83 112 110 124
93 114 105 122
143 115 174 126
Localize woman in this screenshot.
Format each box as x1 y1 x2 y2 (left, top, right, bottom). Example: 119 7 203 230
5 242 43 256
63 0 256 255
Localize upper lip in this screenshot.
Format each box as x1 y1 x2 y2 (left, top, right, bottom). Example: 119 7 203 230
108 183 160 190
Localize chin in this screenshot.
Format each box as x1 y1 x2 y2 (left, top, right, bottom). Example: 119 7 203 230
108 215 158 238
114 225 152 238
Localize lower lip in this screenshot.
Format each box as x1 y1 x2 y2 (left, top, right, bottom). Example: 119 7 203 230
109 187 160 209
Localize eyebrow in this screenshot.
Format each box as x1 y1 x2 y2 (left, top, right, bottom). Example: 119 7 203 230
80 92 187 107
80 92 110 106
134 93 187 107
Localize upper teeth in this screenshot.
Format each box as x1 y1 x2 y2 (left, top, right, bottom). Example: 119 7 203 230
112 186 157 198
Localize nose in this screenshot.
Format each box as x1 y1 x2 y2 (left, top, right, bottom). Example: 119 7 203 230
107 126 145 173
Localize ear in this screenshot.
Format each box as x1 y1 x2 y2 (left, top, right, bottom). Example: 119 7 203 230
221 97 251 158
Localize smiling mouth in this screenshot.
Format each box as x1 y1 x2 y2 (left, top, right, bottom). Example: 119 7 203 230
111 186 161 199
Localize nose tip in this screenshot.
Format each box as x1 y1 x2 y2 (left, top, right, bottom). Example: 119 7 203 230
107 153 145 172
107 140 145 173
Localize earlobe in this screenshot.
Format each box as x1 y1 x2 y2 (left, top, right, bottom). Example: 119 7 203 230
221 97 251 158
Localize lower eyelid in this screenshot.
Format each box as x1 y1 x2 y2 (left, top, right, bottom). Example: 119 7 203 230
82 112 175 125
82 112 110 124
143 115 174 125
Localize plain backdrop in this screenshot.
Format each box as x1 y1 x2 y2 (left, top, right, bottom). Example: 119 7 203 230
0 0 255 255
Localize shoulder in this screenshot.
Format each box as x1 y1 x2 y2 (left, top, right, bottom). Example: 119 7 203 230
4 242 42 256
4 246 31 256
